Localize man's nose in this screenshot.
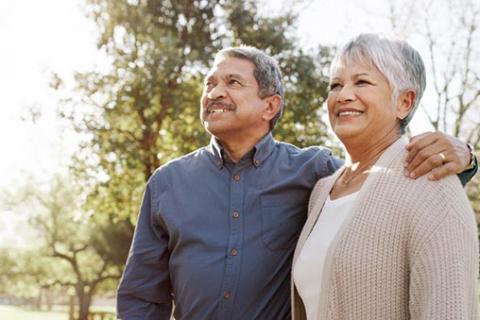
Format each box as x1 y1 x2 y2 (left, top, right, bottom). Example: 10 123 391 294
207 84 227 100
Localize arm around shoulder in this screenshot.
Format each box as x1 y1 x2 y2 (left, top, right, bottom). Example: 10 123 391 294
458 154 478 186
116 177 173 320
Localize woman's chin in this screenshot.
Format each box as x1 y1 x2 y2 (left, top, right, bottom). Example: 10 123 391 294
333 127 362 142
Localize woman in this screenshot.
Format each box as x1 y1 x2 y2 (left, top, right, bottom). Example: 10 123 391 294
292 34 479 319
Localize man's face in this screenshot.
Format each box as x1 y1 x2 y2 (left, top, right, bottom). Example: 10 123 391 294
200 56 270 139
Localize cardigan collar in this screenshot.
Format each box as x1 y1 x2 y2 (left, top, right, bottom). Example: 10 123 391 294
293 136 408 265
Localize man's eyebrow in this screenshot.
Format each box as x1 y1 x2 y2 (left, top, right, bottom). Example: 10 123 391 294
204 75 215 83
204 73 247 84
226 73 246 80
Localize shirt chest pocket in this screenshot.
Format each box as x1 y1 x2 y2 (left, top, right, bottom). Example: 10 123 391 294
260 194 308 250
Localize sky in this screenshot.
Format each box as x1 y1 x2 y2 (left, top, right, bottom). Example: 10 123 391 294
0 0 100 187
0 0 433 246
0 0 102 246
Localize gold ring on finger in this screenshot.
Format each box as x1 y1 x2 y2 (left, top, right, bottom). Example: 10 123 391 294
438 152 446 163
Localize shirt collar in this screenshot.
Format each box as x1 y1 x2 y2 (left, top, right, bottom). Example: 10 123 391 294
207 133 276 169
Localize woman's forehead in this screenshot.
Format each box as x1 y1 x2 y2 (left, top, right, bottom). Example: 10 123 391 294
330 55 377 75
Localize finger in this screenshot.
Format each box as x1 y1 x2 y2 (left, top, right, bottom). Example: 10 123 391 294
405 132 431 150
407 152 446 179
405 143 446 175
405 132 438 165
427 162 460 181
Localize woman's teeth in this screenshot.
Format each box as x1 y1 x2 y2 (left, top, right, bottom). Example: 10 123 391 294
338 111 362 116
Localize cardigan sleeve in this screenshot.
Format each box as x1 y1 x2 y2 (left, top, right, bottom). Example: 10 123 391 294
408 202 479 320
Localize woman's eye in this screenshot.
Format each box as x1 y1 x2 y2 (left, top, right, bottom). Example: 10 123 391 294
356 79 371 85
329 83 341 90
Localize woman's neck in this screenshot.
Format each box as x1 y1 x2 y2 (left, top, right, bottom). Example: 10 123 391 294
331 132 402 199
345 132 401 165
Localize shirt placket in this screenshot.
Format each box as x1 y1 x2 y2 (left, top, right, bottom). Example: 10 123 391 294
217 165 245 319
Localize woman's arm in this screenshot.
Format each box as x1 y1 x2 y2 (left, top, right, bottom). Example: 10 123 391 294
409 196 479 319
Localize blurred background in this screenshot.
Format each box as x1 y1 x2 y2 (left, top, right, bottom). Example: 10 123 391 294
0 0 478 319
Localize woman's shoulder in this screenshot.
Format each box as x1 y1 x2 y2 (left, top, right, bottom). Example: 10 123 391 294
381 150 474 229
387 151 466 206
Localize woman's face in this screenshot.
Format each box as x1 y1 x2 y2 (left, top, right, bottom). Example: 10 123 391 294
327 58 401 144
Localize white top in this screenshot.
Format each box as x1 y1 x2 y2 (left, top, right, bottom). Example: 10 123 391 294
293 191 358 320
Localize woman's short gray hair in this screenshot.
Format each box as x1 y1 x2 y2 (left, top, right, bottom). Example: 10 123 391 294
215 46 285 130
331 34 426 132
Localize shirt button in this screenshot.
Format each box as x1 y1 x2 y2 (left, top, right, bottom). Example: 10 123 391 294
231 248 238 256
254 159 261 166
223 291 231 300
232 211 240 219
233 174 240 181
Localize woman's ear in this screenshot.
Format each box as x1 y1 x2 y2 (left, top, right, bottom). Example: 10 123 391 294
262 95 282 122
396 90 416 120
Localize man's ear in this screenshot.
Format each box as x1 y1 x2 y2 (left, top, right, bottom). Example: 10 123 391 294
262 95 282 122
396 90 416 120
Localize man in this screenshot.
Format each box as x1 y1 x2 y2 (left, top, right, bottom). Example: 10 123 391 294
117 46 477 319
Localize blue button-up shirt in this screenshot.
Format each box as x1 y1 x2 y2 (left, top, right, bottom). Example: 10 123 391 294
117 133 342 319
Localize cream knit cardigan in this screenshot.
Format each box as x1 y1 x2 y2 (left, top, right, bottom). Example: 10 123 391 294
292 137 479 320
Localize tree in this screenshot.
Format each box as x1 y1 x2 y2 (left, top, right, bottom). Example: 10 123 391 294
0 248 65 310
55 0 336 271
3 176 121 320
386 0 480 219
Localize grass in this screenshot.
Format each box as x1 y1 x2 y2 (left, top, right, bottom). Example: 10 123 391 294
0 305 67 320
0 305 115 320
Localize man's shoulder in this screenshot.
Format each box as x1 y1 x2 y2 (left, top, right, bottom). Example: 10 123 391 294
273 140 342 177
275 140 333 159
150 146 211 181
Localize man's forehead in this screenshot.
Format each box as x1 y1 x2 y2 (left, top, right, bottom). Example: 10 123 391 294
206 56 255 78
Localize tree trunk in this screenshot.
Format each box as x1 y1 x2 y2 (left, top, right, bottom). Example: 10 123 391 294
69 295 75 320
76 284 93 320
35 288 42 310
46 289 53 311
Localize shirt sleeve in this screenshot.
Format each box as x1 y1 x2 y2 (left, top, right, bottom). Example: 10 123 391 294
408 204 479 319
116 180 173 320
327 155 344 174
457 155 478 186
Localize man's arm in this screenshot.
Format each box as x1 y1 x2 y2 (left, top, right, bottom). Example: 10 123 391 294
403 132 477 185
117 181 173 320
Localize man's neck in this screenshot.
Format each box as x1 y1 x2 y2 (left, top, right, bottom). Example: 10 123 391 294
216 131 269 163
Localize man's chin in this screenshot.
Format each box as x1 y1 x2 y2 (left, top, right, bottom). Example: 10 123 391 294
203 121 220 134
203 122 232 138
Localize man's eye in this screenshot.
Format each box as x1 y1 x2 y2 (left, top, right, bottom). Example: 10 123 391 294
228 79 241 85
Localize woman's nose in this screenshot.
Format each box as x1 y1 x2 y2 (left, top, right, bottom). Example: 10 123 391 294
337 85 355 103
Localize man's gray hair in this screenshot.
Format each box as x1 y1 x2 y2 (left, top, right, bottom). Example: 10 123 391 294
331 33 426 133
215 46 285 130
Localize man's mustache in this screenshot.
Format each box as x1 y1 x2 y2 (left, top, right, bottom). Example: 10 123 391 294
206 100 236 112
